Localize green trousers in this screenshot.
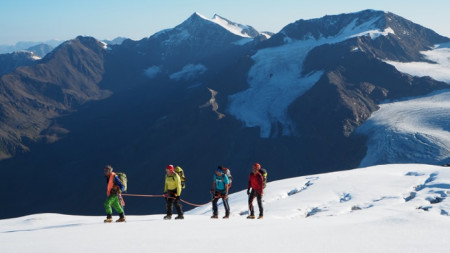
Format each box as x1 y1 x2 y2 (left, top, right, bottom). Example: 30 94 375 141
104 195 123 215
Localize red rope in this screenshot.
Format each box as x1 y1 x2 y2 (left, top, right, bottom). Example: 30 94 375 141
121 193 215 207
122 193 165 198
179 198 212 207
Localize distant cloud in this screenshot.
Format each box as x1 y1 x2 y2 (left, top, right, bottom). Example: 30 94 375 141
385 44 450 83
144 66 161 79
170 64 207 81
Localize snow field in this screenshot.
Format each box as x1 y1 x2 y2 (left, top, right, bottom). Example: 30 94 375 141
2 164 450 253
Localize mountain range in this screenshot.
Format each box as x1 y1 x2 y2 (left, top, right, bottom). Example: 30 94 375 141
1 10 450 219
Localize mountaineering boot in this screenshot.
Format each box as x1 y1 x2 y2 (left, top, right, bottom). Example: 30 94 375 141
104 218 113 223
116 213 126 222
258 215 263 219
247 214 255 219
211 214 219 219
104 214 113 223
223 213 230 219
175 215 184 220
163 215 172 220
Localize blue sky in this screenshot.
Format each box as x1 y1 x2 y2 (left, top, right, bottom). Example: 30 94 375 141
1 0 450 45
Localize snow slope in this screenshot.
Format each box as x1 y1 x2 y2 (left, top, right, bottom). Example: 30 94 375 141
358 90 450 166
2 164 450 253
228 15 395 138
359 43 450 166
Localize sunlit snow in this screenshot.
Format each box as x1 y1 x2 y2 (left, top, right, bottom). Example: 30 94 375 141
211 14 253 38
2 164 450 253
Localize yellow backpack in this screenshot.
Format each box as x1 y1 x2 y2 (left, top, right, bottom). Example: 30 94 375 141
175 166 186 189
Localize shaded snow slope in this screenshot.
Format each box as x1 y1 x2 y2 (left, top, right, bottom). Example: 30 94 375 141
228 14 395 138
2 164 450 253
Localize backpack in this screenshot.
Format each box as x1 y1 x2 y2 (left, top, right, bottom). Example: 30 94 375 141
116 172 128 192
175 166 186 189
259 168 267 189
221 167 232 188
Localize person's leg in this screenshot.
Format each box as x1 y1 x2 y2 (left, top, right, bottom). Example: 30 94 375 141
104 196 114 216
248 190 256 217
222 196 230 218
111 195 124 214
174 197 183 218
257 193 263 217
104 196 115 222
165 197 174 219
212 197 219 218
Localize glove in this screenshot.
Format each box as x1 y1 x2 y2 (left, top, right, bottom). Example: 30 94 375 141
247 189 250 195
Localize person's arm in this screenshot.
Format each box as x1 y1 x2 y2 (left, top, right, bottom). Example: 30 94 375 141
164 175 168 194
211 176 216 193
247 174 252 195
224 175 230 196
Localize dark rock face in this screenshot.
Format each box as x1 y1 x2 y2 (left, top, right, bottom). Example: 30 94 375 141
1 10 449 218
0 51 38 76
0 36 109 159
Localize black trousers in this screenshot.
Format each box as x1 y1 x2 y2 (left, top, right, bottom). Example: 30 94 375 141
165 191 183 216
212 192 230 215
248 190 263 216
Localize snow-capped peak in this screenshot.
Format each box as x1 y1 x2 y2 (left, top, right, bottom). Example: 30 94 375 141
211 14 260 38
280 9 388 41
179 12 260 38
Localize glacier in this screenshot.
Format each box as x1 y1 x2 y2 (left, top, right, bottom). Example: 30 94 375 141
228 14 396 138
359 43 450 166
